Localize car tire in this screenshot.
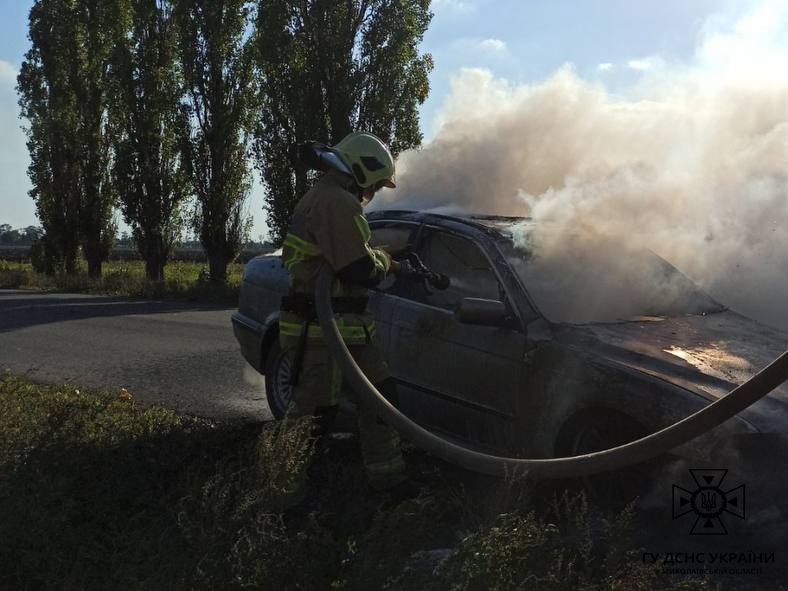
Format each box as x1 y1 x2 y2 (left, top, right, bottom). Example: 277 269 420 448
554 408 658 507
264 339 293 419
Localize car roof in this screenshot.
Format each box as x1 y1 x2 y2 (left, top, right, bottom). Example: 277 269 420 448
367 209 533 238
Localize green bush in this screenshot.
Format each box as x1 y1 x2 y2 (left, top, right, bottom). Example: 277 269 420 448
0 375 330 590
0 375 719 590
384 491 712 591
0 261 33 288
0 259 243 303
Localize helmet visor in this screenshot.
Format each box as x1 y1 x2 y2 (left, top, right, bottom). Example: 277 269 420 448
374 178 396 190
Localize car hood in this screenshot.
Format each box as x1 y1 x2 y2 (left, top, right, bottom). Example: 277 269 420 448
553 311 788 430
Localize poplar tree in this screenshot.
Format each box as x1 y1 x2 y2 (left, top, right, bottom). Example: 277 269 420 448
19 0 119 278
73 0 120 278
175 0 256 283
254 0 433 244
111 0 189 281
18 0 83 273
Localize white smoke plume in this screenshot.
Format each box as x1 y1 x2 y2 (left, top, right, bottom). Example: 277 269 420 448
376 1 788 330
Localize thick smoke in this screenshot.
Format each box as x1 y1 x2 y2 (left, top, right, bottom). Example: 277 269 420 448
375 2 788 330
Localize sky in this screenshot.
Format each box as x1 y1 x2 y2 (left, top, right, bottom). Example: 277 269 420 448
0 0 759 240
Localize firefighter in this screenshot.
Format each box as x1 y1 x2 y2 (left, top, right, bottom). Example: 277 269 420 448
280 131 416 496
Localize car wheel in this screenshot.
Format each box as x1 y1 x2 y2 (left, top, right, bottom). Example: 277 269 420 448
264 339 293 419
555 409 657 507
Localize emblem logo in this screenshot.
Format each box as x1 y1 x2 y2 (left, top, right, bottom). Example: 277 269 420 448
672 469 745 534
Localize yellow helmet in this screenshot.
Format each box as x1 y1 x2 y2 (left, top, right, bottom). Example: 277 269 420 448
328 132 396 189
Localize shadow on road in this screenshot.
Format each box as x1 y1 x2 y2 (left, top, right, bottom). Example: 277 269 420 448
0 291 235 333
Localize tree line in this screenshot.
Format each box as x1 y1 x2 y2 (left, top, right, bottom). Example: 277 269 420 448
18 0 432 282
0 224 270 250
0 224 44 246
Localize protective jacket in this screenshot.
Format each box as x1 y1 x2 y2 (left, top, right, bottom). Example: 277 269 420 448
281 169 392 346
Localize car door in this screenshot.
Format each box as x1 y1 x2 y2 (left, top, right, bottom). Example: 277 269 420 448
387 226 528 451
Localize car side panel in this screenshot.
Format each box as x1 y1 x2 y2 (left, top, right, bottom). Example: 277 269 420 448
389 297 527 451
515 344 758 459
237 255 289 372
242 254 289 321
232 311 263 370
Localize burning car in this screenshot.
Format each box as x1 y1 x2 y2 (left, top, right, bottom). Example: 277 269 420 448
232 211 788 490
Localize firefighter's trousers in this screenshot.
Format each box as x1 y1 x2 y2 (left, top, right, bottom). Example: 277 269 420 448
279 310 406 490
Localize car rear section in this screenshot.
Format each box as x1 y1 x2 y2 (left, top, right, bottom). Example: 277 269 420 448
232 253 289 373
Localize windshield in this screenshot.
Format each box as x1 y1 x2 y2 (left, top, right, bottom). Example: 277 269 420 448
501 234 724 324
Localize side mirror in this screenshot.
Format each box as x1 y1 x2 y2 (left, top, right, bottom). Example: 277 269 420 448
455 297 511 327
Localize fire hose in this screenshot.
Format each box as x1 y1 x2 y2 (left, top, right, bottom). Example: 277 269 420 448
315 263 788 478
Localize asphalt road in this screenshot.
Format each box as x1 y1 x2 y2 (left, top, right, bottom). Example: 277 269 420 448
0 290 270 421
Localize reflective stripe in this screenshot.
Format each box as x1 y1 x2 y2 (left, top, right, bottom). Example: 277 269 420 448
284 250 309 271
283 251 299 271
283 233 321 272
284 219 390 278
353 215 372 243
353 215 390 275
279 320 376 341
283 233 321 256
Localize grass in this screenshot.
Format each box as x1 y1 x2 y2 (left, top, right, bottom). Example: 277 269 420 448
0 374 714 590
0 259 243 303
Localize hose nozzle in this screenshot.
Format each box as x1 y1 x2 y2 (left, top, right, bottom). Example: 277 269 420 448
427 272 450 291
403 253 451 290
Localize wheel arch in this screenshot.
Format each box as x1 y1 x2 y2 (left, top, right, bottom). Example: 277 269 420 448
553 406 648 456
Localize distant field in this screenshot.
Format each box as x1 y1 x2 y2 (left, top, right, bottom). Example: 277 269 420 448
0 244 273 263
0 259 244 303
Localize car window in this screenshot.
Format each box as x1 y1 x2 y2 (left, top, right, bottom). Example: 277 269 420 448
370 224 413 255
411 230 502 310
370 222 418 294
501 234 725 324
